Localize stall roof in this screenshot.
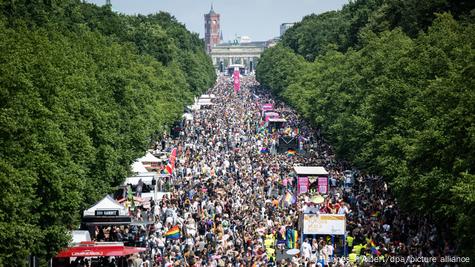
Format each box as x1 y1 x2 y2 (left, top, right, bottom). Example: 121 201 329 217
131 161 148 173
124 175 155 185
197 99 214 105
55 242 146 258
200 94 216 99
137 152 160 163
83 195 128 217
264 112 280 117
293 166 329 176
123 173 169 186
268 118 287 122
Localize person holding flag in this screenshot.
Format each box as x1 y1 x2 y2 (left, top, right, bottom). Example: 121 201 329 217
164 225 181 240
164 148 177 178
369 240 381 256
280 190 296 208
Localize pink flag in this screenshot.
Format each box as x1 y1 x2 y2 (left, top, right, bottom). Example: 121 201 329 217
233 70 240 93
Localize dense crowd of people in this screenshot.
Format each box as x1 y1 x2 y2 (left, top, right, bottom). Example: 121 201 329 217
80 75 457 267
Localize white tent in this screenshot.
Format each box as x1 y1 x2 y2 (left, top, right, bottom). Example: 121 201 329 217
137 152 160 164
293 166 329 176
131 161 148 173
71 230 91 244
182 113 193 121
199 94 216 99
83 195 128 217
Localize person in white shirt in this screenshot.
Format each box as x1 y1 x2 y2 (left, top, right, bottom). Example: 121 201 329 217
338 204 350 215
185 215 197 237
302 239 312 260
324 243 334 263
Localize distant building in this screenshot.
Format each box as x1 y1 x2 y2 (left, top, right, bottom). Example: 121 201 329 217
280 23 295 36
204 4 221 53
206 8 274 73
239 36 252 44
210 41 270 73
266 38 280 48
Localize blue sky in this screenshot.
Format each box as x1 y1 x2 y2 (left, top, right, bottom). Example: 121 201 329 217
86 0 348 41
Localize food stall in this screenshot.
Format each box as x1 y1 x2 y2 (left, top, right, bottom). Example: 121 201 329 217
81 195 131 236
293 166 329 195
53 241 146 267
268 117 287 130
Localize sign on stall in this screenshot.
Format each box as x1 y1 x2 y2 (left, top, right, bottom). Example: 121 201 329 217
261 104 273 111
318 177 328 194
297 177 309 195
302 214 346 235
95 210 119 216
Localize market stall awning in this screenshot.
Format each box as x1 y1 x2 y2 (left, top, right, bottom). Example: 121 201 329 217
83 195 128 217
293 166 329 176
131 161 148 173
55 242 146 258
136 152 161 164
123 175 155 185
81 216 131 225
268 118 287 123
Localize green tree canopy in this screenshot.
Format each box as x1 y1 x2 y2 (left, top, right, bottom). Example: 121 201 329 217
257 1 475 257
0 0 215 264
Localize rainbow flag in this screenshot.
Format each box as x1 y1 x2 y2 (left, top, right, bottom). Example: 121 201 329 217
280 191 296 207
285 228 298 249
370 240 381 256
164 225 181 239
287 149 296 157
294 230 298 249
294 128 299 136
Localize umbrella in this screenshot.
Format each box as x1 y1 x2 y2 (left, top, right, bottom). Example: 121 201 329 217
286 248 300 255
310 194 325 204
